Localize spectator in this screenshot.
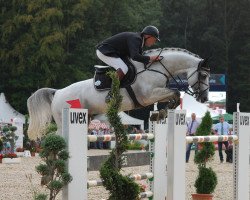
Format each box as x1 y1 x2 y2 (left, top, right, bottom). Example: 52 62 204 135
103 128 110 149
212 115 232 163
186 113 200 163
132 127 138 134
90 129 98 149
97 128 104 149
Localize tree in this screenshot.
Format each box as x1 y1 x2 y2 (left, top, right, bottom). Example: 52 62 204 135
0 0 90 113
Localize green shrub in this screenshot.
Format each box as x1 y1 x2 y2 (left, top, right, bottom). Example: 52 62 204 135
35 134 72 200
1 125 18 152
195 166 217 194
99 71 140 200
127 141 143 150
194 111 218 194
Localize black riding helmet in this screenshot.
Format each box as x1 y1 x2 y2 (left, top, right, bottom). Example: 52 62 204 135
141 25 160 41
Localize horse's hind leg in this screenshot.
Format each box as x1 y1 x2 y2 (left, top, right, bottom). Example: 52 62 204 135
51 109 63 136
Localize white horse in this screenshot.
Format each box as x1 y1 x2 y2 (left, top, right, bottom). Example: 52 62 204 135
27 48 210 139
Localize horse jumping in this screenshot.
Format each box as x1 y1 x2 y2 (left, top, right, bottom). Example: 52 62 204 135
27 48 210 139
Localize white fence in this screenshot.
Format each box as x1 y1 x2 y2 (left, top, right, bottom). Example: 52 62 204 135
62 108 250 200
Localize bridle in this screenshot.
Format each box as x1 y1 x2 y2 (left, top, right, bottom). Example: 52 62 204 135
185 64 210 100
137 50 210 100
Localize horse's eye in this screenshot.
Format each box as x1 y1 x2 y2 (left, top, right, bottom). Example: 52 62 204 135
200 72 207 78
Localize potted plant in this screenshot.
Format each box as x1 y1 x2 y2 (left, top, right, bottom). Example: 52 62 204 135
15 147 24 157
192 111 218 200
30 147 36 157
16 147 24 152
2 153 21 164
29 140 38 157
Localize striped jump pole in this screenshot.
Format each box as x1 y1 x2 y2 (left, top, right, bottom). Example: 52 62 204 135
88 133 154 142
87 172 154 188
139 191 153 199
186 135 238 143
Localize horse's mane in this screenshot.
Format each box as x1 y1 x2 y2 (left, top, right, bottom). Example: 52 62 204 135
143 47 201 59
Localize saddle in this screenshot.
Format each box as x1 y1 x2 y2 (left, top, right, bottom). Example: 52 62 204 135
94 58 136 90
94 58 142 108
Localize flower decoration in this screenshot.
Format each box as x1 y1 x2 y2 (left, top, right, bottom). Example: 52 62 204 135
3 153 17 158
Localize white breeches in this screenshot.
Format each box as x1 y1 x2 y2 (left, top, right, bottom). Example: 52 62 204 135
96 50 128 74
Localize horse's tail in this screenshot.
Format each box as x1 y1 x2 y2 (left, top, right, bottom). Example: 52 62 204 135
27 88 56 140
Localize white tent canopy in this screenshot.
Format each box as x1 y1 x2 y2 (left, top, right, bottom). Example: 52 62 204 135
176 94 219 120
94 111 144 130
0 93 25 124
0 93 25 148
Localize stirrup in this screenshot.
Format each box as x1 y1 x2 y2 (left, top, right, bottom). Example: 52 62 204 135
105 91 112 103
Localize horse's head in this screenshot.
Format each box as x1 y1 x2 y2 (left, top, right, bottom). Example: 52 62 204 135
187 58 210 103
141 48 210 103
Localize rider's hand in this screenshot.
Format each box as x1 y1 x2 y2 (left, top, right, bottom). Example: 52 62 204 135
150 56 161 62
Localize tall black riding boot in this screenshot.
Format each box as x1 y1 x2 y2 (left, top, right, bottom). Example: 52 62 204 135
105 68 125 103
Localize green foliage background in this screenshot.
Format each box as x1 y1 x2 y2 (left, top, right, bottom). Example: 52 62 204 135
0 0 250 113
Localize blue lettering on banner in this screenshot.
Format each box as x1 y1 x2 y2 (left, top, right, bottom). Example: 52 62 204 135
240 116 249 126
70 112 87 124
176 114 186 125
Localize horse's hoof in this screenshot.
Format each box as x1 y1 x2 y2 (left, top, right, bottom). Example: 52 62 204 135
173 89 181 98
166 99 175 109
158 109 167 120
175 98 181 107
150 113 159 121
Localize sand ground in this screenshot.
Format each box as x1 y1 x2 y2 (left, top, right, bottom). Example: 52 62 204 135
0 150 248 200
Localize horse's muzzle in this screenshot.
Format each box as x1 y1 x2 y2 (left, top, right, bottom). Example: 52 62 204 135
196 96 208 103
201 96 208 103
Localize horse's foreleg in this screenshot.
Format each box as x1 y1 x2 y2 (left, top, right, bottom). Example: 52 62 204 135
148 88 181 121
159 89 181 109
146 88 180 105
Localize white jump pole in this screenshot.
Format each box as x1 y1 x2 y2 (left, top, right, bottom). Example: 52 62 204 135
233 112 250 200
62 108 88 200
166 109 186 200
152 123 168 199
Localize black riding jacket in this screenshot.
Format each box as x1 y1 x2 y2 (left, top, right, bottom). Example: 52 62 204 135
97 32 150 64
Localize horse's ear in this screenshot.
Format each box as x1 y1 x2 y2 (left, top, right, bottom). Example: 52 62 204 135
204 53 213 67
202 56 212 68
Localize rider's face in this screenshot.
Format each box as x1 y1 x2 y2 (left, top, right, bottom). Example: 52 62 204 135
144 36 157 47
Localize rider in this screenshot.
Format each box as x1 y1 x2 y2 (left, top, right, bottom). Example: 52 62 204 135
96 25 161 102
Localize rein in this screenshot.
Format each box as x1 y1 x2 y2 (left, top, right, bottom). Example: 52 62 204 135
137 50 210 99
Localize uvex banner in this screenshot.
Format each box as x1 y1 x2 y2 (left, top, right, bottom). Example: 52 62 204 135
70 111 87 124
62 108 88 200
